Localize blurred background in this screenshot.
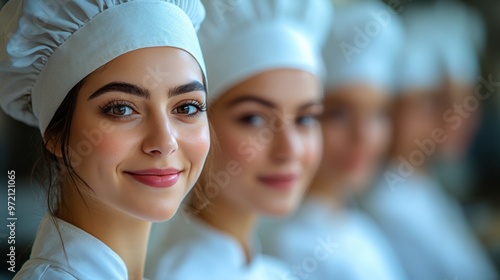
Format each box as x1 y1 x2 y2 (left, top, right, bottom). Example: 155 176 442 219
0 0 499 278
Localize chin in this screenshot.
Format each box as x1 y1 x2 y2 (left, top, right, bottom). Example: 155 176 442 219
260 200 299 217
133 203 181 223
342 176 369 192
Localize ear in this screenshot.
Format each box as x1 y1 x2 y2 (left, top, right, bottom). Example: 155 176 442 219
45 136 63 158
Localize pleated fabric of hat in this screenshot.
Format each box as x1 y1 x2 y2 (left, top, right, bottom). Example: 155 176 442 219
198 0 334 101
323 0 405 92
0 0 206 135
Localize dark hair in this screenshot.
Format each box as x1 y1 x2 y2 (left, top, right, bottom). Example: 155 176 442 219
33 78 90 216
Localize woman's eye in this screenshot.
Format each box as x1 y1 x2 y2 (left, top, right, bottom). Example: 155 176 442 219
297 115 318 126
110 105 134 116
174 104 199 115
239 115 266 126
325 108 350 121
100 102 136 118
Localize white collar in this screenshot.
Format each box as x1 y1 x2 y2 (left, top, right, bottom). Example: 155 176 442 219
30 214 128 279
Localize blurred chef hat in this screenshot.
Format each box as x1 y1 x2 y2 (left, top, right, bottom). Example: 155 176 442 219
323 0 405 92
395 5 445 92
199 0 333 101
432 0 486 85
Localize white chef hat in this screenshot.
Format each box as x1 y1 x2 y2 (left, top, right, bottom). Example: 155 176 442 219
432 0 485 85
0 0 206 135
323 0 405 92
395 6 445 91
199 0 333 101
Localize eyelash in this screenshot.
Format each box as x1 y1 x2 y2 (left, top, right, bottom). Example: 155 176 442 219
98 99 208 120
99 99 136 120
297 114 320 126
238 114 265 126
236 113 320 127
173 100 207 118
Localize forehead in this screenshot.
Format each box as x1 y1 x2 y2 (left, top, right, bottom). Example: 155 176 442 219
81 47 203 95
216 69 321 108
324 85 390 106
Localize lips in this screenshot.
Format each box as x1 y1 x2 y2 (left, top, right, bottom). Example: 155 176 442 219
124 168 181 188
257 174 299 190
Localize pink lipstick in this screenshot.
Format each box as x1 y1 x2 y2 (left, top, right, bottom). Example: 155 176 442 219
125 168 181 188
258 174 299 190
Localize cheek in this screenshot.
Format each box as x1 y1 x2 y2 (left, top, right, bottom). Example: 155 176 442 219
302 129 323 167
92 132 132 161
397 111 420 139
368 120 391 153
70 126 137 179
178 123 211 168
213 122 254 167
322 123 350 158
69 114 121 167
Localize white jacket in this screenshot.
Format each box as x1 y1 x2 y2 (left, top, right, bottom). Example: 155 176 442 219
365 171 497 280
148 212 289 280
260 197 407 280
14 214 128 280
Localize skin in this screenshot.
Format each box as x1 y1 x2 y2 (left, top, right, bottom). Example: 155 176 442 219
441 78 480 160
51 47 210 280
197 69 323 261
390 87 445 172
308 84 392 207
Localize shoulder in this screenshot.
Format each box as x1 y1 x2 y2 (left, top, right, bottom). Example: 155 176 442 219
13 260 78 280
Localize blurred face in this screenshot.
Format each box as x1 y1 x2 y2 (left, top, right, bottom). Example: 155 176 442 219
67 47 210 222
391 88 444 158
315 84 391 191
208 69 323 216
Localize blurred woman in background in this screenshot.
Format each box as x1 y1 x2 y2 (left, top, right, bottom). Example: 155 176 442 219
260 1 407 279
364 2 498 279
432 0 487 199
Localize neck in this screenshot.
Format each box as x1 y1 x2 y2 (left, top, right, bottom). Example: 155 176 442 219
57 185 150 280
388 153 430 176
307 174 348 211
197 195 257 263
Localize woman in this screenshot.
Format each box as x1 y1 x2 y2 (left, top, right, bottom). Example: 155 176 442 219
260 1 408 279
146 0 332 279
365 4 498 280
0 1 210 279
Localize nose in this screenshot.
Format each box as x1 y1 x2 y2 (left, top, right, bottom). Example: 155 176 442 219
353 115 382 147
270 125 304 163
142 113 178 157
353 118 368 145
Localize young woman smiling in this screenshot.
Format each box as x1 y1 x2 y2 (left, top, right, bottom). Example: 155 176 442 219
0 1 209 279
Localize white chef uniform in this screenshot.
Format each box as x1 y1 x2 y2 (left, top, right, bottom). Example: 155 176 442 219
14 214 128 280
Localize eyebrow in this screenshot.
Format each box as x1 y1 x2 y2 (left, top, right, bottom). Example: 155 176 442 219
88 82 149 100
88 81 206 100
227 95 276 108
169 81 206 97
298 101 323 111
227 95 322 111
